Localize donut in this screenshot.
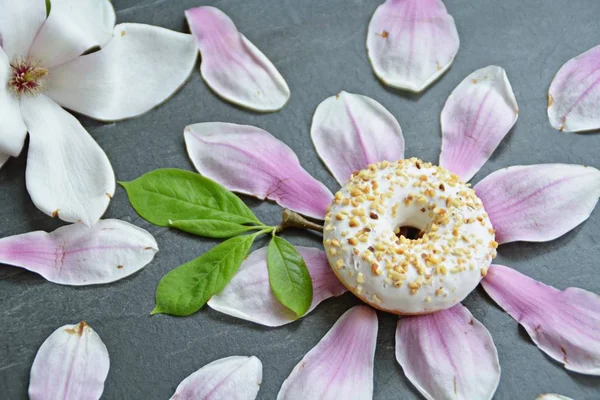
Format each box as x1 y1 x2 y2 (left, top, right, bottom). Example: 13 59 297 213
323 158 498 315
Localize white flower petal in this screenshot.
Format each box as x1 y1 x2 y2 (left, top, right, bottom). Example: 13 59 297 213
29 322 109 400
29 0 116 68
311 91 405 185
20 94 115 226
185 6 290 112
170 356 262 400
0 48 27 156
536 395 573 400
208 246 346 327
0 219 158 285
366 0 460 93
0 152 9 169
45 23 197 121
0 0 46 59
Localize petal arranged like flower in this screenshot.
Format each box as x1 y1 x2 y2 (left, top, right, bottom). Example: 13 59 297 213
0 0 46 59
170 356 262 400
0 219 158 285
208 246 346 327
185 6 290 112
45 23 197 121
482 265 600 375
0 48 27 157
20 94 115 225
185 122 333 219
548 45 600 132
475 164 600 244
277 306 377 400
439 66 519 181
29 321 109 400
310 91 404 185
536 395 573 400
366 0 460 92
395 304 500 400
29 0 117 68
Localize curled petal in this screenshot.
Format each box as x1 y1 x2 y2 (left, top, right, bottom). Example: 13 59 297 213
208 246 346 327
29 0 116 68
536 395 573 400
185 6 290 112
170 356 262 400
185 122 333 219
0 153 8 169
277 306 377 400
20 94 115 225
29 321 109 400
0 219 158 285
439 66 518 181
482 265 600 375
311 91 404 185
548 45 600 132
0 48 27 157
0 0 46 59
395 304 500 400
475 164 600 244
45 23 197 121
366 0 459 92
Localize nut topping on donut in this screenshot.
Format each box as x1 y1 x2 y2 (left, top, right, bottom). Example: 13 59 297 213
323 158 497 315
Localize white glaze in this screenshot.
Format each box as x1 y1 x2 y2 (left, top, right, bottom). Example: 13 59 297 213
323 159 497 314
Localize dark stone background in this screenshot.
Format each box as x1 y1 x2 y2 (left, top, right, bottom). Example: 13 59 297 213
1 0 599 398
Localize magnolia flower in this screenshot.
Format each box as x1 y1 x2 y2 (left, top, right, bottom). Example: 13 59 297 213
182 66 600 398
0 0 197 225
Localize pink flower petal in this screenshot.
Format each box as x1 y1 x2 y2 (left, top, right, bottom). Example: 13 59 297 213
482 265 600 375
29 321 110 400
20 94 115 226
475 164 600 244
366 0 460 93
0 219 158 285
0 48 27 157
185 122 333 219
310 91 404 185
185 6 290 112
45 23 197 121
548 45 600 132
208 246 346 327
29 0 116 68
439 66 519 181
277 306 377 400
0 0 46 59
536 395 573 400
170 356 262 400
395 304 500 400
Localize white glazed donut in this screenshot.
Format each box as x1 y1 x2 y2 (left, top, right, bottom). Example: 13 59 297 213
323 158 498 315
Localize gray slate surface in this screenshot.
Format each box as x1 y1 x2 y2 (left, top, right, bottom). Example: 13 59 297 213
1 0 600 398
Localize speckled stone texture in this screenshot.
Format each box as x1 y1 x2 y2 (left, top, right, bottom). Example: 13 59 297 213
1 0 599 399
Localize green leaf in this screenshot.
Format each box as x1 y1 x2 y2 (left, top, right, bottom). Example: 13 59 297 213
152 233 258 316
267 236 313 317
120 169 261 238
46 0 51 16
170 219 263 238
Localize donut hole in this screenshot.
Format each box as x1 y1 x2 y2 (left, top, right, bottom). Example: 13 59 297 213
396 226 425 240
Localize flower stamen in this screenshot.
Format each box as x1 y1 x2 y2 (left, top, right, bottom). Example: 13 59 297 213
8 57 48 97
